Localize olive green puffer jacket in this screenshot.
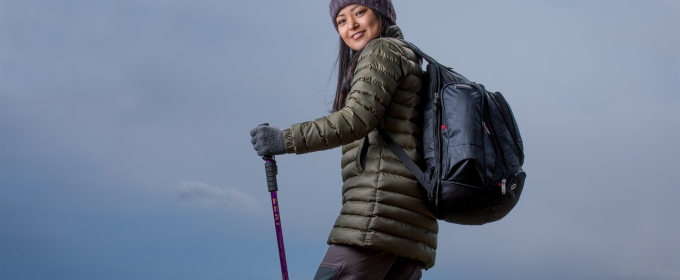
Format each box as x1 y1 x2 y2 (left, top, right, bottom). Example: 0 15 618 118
282 26 438 269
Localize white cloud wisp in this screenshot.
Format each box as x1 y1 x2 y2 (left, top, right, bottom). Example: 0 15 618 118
176 180 259 211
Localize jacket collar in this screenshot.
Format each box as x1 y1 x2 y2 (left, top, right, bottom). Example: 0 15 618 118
383 25 404 39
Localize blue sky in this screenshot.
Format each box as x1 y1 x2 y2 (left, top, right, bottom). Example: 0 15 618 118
1 0 679 279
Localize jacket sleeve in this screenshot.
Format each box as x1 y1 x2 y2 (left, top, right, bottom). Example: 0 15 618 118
283 39 410 154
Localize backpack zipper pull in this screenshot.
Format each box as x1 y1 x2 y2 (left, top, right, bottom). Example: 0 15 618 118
483 122 491 135
434 92 440 110
501 179 507 194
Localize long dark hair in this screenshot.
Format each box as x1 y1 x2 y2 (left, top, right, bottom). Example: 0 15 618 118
331 10 392 112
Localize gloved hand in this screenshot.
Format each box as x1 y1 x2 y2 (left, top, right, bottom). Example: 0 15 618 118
250 125 286 156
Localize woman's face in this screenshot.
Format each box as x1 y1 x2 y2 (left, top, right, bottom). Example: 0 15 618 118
336 5 381 51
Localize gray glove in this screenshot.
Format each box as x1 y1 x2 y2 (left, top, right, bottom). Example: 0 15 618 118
250 125 286 156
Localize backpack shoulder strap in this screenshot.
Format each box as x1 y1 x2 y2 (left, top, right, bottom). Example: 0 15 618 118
396 39 470 83
397 39 441 67
376 127 427 187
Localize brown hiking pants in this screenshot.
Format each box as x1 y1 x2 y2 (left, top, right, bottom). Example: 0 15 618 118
312 244 423 280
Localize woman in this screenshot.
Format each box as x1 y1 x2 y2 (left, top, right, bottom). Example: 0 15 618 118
250 1 438 278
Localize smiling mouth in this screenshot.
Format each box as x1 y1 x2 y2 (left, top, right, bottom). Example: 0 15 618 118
352 31 365 40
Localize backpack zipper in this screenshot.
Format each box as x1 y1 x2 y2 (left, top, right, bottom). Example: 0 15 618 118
433 90 442 205
482 122 491 135
487 92 524 158
498 169 523 195
482 90 504 183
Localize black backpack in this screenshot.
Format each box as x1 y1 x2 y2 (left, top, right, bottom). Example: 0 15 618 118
378 40 526 225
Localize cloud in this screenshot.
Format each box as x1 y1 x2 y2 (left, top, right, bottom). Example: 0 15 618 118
176 180 259 210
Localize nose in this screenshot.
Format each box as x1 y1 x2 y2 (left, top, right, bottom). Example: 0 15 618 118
347 17 359 30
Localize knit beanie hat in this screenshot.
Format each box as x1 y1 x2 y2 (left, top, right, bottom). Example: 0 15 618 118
329 0 396 29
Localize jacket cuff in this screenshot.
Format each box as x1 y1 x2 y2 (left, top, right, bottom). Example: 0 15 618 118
282 128 296 154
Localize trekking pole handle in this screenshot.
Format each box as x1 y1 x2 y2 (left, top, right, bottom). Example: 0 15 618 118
259 123 279 192
263 155 278 192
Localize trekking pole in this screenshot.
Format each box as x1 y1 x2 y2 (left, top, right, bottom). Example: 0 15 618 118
262 147 289 280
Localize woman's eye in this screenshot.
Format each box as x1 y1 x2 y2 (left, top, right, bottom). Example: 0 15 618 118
337 19 345 25
356 10 364 16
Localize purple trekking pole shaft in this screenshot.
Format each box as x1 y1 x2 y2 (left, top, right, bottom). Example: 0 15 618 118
263 154 289 280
